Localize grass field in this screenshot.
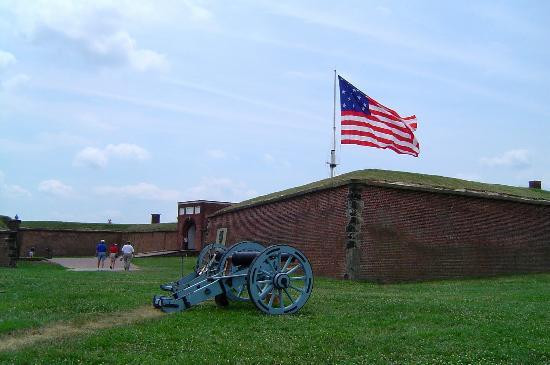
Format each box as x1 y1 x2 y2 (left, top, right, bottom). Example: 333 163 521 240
1 258 549 364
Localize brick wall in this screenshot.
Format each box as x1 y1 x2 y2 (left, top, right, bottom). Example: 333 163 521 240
0 231 10 266
206 182 550 282
18 229 178 257
206 186 349 278
360 185 550 282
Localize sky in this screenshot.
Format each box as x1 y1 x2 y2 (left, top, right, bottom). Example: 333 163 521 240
1 0 549 223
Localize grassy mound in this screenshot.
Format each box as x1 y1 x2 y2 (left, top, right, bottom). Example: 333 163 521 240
221 169 550 213
19 221 177 232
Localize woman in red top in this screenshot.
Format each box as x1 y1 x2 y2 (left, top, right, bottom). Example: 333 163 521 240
109 243 119 270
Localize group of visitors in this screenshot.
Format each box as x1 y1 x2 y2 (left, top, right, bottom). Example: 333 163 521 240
95 239 135 271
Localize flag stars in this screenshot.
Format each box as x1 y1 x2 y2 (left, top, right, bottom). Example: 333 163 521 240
341 90 346 94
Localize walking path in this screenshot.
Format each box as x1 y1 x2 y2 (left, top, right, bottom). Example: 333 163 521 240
0 306 161 352
134 250 179 258
47 257 139 271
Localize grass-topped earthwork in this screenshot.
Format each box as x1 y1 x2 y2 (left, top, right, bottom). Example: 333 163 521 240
19 221 177 232
1 258 549 364
221 169 550 214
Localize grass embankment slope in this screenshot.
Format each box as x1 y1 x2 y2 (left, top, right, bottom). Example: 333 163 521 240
221 169 550 213
1 259 548 364
19 221 177 232
0 215 10 230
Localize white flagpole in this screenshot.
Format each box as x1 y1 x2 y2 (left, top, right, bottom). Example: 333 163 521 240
329 69 338 177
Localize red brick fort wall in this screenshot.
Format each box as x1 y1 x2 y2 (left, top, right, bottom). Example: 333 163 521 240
206 186 349 278
359 185 550 282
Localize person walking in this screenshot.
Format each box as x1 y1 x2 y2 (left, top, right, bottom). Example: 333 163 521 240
108 242 119 270
121 241 134 271
96 239 107 269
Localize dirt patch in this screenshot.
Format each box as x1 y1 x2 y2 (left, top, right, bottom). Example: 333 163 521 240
0 306 163 352
47 257 139 271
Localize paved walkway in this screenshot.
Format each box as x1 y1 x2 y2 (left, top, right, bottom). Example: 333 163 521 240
134 250 179 258
47 257 139 271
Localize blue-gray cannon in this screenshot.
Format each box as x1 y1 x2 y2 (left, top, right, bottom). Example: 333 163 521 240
153 241 313 315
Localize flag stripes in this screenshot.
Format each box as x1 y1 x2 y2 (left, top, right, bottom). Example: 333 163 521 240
338 75 420 157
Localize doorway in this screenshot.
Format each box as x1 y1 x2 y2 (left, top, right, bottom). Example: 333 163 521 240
186 223 196 250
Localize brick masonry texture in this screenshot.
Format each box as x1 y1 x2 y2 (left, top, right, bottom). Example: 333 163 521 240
360 185 550 282
206 183 550 282
17 229 178 257
206 186 349 278
0 232 10 266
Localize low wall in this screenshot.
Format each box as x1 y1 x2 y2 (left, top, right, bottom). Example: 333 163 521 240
18 229 179 257
0 231 11 266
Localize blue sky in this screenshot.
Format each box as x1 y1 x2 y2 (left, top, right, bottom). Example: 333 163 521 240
1 0 549 223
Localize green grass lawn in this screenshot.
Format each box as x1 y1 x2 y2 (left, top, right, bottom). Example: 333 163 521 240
1 258 549 364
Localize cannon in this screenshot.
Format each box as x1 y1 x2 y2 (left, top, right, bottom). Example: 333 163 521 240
153 241 313 315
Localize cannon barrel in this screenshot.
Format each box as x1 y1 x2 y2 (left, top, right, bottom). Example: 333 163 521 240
230 251 260 266
230 251 292 267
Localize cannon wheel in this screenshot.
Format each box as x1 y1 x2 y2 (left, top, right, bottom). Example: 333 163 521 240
218 241 264 302
195 243 226 274
247 245 313 315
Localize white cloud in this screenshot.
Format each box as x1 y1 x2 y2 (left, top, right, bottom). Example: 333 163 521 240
85 30 169 72
2 73 30 90
94 178 256 204
74 143 150 168
263 153 291 168
0 50 16 68
265 3 518 75
76 114 116 131
284 70 325 81
183 178 257 202
3 1 173 72
375 6 392 15
207 149 227 159
38 179 74 197
480 149 531 169
94 182 180 201
105 143 150 160
0 170 31 198
74 147 108 168
263 153 275 163
0 132 91 155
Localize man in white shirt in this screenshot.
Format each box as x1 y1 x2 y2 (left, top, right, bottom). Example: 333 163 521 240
121 241 135 271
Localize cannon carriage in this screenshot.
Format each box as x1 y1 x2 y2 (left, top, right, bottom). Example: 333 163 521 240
153 241 313 315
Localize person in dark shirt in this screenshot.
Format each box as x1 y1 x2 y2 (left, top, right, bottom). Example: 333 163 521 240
96 239 107 269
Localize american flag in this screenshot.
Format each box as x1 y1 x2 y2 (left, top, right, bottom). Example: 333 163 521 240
338 76 420 157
